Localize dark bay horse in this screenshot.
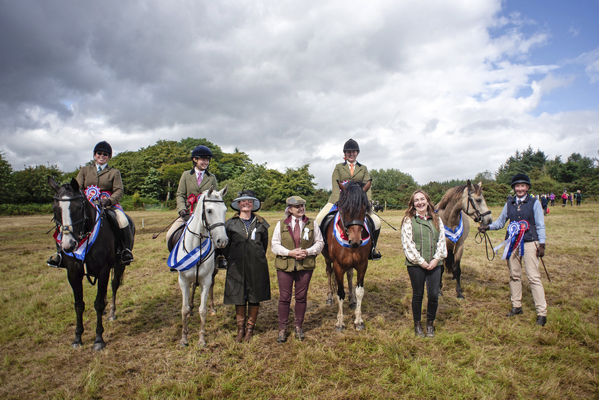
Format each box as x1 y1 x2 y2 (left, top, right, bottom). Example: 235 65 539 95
49 176 134 351
323 180 372 331
435 180 492 299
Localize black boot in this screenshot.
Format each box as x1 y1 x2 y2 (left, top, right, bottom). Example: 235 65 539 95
120 227 134 264
47 243 63 268
506 307 523 317
216 255 228 270
414 321 425 337
426 320 435 338
371 228 382 261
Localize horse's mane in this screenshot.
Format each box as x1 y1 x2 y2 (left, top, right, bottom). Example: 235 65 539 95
337 181 371 220
436 183 481 211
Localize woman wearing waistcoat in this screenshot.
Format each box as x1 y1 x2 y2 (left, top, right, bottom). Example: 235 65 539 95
223 190 271 342
47 141 134 267
479 173 548 326
400 190 447 338
271 196 324 343
315 138 382 260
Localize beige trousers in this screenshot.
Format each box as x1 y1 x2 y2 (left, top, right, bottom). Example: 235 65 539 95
166 217 186 246
507 241 547 316
315 203 381 230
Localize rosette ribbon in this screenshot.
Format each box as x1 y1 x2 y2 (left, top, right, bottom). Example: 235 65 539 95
187 194 198 212
85 185 101 202
493 220 529 260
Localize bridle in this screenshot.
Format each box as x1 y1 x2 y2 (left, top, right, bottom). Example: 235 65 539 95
52 192 91 242
466 188 491 223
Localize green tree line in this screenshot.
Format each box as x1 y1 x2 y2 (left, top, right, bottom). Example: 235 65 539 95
1 142 598 215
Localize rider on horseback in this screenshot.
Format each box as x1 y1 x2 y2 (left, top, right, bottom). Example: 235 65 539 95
47 141 134 267
315 139 382 260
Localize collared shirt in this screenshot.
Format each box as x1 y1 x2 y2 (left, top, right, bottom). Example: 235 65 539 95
488 196 546 243
194 167 205 182
96 163 107 172
271 217 324 257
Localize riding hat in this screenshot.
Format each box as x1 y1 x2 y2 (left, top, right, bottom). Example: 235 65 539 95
191 145 213 160
343 139 360 153
230 189 261 212
510 173 531 189
94 141 112 157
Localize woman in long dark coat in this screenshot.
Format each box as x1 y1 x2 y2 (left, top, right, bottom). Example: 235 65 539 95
223 190 271 342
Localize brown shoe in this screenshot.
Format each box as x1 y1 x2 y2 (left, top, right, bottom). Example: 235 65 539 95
234 305 246 343
295 326 305 341
244 304 260 342
277 329 287 344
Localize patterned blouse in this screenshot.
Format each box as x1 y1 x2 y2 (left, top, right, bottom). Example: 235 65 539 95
401 215 448 266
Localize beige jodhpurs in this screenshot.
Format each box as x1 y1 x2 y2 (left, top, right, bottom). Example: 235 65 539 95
166 217 186 246
507 241 547 316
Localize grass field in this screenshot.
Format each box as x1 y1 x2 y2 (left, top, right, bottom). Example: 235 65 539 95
1 203 598 399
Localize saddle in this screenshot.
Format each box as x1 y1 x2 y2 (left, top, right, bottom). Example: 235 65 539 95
167 223 186 252
319 209 375 248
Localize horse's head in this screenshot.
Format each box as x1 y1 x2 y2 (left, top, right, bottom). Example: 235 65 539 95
337 180 372 248
191 185 229 248
463 180 492 225
48 176 88 253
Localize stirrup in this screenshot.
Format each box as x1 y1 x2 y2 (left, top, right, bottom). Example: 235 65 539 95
371 248 382 261
121 248 134 264
47 252 63 268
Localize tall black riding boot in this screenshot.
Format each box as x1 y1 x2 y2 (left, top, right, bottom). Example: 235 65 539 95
120 227 134 264
47 242 63 268
371 228 382 261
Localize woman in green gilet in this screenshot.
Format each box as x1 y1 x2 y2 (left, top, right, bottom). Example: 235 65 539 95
400 190 447 338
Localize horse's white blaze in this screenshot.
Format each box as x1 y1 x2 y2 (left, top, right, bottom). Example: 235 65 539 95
58 199 77 251
354 286 364 326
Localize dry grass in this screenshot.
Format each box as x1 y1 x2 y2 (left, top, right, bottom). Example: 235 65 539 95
0 204 598 399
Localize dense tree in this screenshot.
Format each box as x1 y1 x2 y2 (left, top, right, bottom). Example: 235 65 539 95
371 168 416 192
495 146 547 184
12 164 62 203
0 153 14 204
141 168 163 199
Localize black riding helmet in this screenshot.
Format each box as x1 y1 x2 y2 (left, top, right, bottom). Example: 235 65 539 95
94 141 112 157
510 173 531 189
343 139 360 153
191 145 213 160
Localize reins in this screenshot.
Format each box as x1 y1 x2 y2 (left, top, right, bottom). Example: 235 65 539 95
466 188 494 261
475 230 496 261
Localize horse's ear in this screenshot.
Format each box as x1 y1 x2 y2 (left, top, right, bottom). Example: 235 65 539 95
206 185 214 197
220 184 228 197
71 178 80 192
48 176 59 192
467 179 473 191
337 180 345 191
363 180 372 192
477 181 483 190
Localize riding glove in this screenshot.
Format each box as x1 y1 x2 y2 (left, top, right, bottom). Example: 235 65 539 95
478 225 489 233
537 243 545 258
100 198 112 207
178 209 188 218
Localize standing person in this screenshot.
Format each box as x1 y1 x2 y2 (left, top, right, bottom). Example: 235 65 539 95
541 194 548 215
400 190 447 338
166 145 226 269
561 190 568 207
47 141 134 267
223 190 271 342
549 193 555 207
479 173 547 326
569 193 573 206
315 139 382 260
271 196 324 343
576 190 582 206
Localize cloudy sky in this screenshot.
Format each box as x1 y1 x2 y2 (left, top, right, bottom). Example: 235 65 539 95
1 0 598 188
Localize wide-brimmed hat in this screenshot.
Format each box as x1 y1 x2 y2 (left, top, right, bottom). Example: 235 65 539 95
230 190 261 212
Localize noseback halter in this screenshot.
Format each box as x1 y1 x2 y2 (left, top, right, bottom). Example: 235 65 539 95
466 188 491 223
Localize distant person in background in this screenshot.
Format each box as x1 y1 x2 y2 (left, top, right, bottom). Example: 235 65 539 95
541 194 548 215
576 190 582 206
271 196 324 343
315 138 381 260
479 173 547 327
569 193 573 206
401 190 447 338
549 192 555 207
561 190 568 207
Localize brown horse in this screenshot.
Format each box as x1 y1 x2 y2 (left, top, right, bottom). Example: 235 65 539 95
435 180 492 299
323 180 372 331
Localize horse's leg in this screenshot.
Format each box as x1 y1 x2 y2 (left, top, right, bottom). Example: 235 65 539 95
108 262 126 321
197 270 214 347
453 245 465 299
92 268 111 351
67 266 85 348
353 266 367 330
334 266 346 331
178 274 192 347
325 259 334 306
208 268 218 316
347 267 356 310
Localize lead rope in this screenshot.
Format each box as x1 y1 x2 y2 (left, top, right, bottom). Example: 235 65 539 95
475 230 496 261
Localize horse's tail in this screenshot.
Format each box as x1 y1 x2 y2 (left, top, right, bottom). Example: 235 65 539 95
444 248 455 276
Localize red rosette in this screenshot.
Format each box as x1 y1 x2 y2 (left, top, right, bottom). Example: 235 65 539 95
85 185 101 202
187 194 197 212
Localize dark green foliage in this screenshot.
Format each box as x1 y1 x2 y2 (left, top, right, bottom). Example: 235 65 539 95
11 164 62 203
495 146 547 184
0 153 14 204
141 168 163 199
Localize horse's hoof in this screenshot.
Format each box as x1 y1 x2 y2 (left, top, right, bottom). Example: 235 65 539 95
197 340 206 347
355 322 365 330
71 340 82 349
326 299 333 306
209 309 217 316
457 294 465 300
108 315 117 322
349 303 357 310
179 341 189 348
335 325 345 332
92 341 106 351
